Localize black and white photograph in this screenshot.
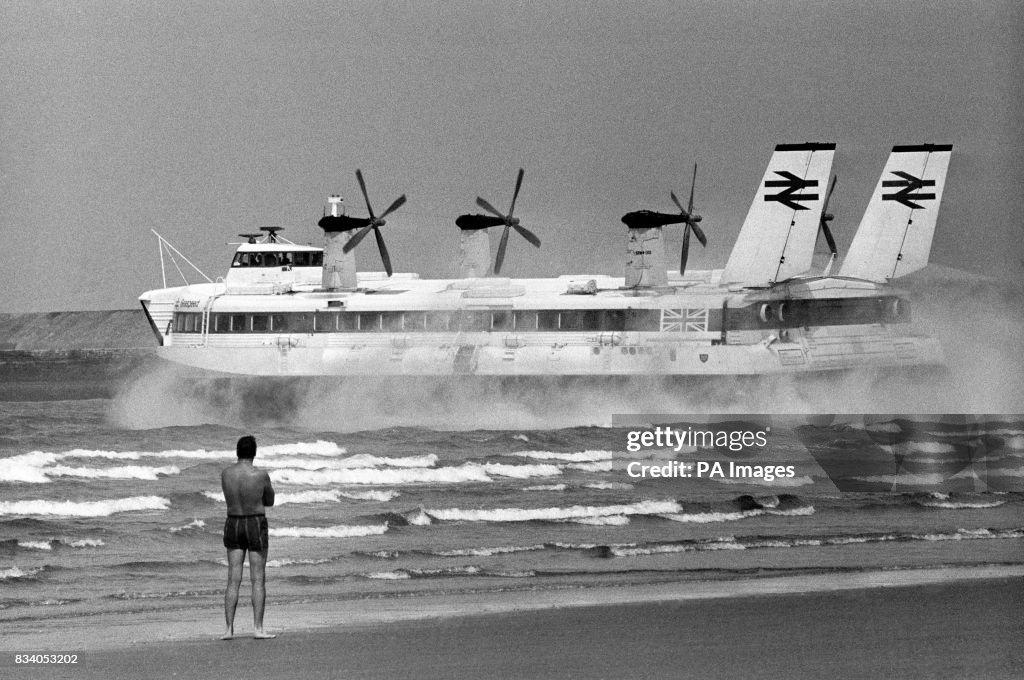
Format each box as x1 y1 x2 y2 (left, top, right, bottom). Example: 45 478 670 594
1 1 1022 678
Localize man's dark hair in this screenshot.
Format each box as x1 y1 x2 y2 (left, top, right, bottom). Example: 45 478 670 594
236 435 257 460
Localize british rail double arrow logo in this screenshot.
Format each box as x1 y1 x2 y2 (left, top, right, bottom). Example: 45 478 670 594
882 171 936 209
763 171 819 210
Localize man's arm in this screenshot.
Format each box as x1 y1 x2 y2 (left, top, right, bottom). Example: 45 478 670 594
262 472 275 507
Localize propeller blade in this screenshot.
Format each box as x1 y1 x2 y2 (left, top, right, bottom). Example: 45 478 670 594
819 175 838 255
670 191 686 215
355 169 375 220
508 168 524 218
378 194 407 221
476 197 505 220
689 222 708 248
821 174 838 214
821 223 838 256
687 163 697 213
494 225 511 275
456 214 505 230
373 227 392 276
342 225 374 254
680 226 691 275
512 223 541 248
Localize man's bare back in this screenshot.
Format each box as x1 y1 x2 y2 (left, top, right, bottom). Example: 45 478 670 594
221 435 276 640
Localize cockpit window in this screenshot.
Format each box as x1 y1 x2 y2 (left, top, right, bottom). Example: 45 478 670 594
232 251 322 267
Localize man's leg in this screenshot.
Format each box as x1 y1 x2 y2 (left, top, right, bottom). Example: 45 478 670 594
223 549 246 640
248 548 276 639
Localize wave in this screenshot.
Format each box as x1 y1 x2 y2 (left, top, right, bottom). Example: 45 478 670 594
342 489 400 502
423 500 681 523
523 484 567 491
47 464 180 480
510 450 614 463
564 515 631 526
269 524 389 538
0 566 47 580
258 453 438 471
169 518 206 533
583 482 634 490
481 462 562 479
271 464 492 486
427 544 547 557
362 566 535 580
606 526 1024 557
0 496 170 517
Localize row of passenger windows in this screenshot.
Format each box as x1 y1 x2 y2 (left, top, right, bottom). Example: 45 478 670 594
173 309 663 334
172 298 911 335
231 251 324 268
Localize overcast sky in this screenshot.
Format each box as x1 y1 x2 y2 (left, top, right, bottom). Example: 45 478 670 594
2 0 1021 312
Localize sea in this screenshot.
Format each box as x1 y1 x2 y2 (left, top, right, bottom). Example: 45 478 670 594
1 375 1023 629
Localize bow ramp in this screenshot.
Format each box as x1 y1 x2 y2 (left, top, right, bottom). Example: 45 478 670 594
839 144 952 282
720 142 836 288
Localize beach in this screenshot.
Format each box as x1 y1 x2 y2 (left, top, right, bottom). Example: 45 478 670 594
2 568 1021 679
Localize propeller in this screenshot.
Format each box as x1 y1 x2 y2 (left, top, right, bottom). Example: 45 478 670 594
818 175 838 256
455 168 541 275
323 169 405 277
620 163 707 275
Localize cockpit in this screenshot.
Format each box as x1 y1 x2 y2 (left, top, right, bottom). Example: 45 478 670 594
231 251 324 268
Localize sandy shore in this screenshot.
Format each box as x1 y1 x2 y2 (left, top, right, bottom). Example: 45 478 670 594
2 566 1022 679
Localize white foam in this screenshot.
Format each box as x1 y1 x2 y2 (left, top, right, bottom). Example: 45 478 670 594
259 454 437 471
0 452 59 483
482 463 561 479
61 538 105 547
566 462 613 473
275 490 343 505
566 515 630 526
47 464 180 480
364 571 411 580
431 544 546 557
425 500 681 523
583 482 634 490
340 490 399 502
17 540 52 551
523 484 567 492
0 496 170 517
170 518 206 532
271 464 492 486
511 450 614 462
0 566 44 580
269 524 389 538
660 510 763 523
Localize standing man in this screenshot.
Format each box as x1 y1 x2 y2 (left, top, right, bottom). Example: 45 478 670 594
221 435 276 640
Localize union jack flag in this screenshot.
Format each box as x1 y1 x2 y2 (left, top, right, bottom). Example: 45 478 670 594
660 308 708 333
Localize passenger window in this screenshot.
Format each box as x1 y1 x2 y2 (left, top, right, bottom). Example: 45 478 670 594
537 311 559 330
231 314 247 332
514 311 537 331
426 312 453 331
271 314 288 332
491 311 512 330
404 312 426 331
251 315 268 332
358 313 381 331
381 312 404 331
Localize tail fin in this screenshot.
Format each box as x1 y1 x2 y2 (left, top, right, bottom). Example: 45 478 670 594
839 144 952 281
720 142 836 287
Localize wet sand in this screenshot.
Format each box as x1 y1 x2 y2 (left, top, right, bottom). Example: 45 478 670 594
2 568 1021 679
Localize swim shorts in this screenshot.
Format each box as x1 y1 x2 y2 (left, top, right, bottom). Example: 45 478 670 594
223 514 269 552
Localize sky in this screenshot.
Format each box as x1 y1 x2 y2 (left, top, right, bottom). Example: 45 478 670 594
1 0 1021 312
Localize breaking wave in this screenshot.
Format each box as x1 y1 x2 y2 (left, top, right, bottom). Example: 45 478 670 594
0 496 170 517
